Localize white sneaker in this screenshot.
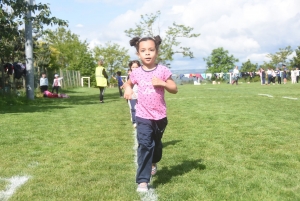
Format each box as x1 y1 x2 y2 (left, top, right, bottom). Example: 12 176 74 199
133 123 137 128
137 183 148 192
151 164 157 176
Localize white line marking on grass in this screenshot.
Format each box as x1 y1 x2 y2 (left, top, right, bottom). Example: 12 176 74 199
0 176 30 201
132 130 158 201
258 94 273 98
282 96 298 100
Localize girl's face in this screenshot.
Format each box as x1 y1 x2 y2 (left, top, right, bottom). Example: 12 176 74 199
131 63 139 71
137 40 157 67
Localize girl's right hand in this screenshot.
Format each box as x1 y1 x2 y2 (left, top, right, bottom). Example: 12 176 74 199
124 87 133 100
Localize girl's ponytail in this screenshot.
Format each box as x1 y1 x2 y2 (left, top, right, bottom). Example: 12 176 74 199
129 37 140 46
154 35 162 46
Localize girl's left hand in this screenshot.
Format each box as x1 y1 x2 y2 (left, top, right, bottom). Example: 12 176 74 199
152 76 165 87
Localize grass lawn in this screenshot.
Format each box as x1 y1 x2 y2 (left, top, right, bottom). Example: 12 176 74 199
0 82 300 201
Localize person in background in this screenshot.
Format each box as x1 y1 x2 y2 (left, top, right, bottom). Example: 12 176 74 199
95 60 108 103
260 68 266 85
40 72 48 93
267 67 272 85
112 71 124 97
296 68 300 83
282 64 287 84
276 67 281 84
127 68 132 81
271 68 276 85
291 68 297 84
127 60 141 128
232 66 239 85
52 74 63 94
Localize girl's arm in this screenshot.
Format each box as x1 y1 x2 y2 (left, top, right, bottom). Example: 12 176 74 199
152 76 178 94
164 77 178 94
122 79 134 99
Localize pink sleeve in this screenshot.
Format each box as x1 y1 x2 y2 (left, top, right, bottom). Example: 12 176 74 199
163 67 172 81
130 71 137 85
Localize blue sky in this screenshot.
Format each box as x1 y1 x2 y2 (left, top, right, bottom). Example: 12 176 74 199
38 0 300 71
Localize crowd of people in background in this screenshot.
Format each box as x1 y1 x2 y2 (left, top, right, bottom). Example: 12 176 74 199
39 73 69 98
230 64 299 86
258 65 299 85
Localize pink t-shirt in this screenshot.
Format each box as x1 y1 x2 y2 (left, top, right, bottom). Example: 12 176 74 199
130 65 172 120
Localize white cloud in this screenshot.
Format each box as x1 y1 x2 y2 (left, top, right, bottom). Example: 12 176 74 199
245 53 270 63
71 0 300 69
76 24 84 28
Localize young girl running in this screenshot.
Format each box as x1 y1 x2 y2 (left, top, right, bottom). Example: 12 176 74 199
127 60 141 128
123 36 178 192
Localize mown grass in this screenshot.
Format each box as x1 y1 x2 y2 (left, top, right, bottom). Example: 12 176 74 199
0 82 300 201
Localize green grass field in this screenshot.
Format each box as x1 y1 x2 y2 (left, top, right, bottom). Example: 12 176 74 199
1 82 300 201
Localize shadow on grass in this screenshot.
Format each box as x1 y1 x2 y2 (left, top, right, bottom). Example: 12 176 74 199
153 159 206 187
163 140 182 148
1 89 123 114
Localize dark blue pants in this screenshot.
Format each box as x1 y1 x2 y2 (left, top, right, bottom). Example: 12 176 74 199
118 86 123 97
268 75 272 84
136 116 168 184
277 76 281 84
262 77 266 84
129 99 137 124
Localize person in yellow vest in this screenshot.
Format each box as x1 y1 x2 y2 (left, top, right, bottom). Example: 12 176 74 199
95 60 108 103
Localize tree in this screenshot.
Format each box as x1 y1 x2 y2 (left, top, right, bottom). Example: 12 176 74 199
1 0 67 97
0 1 67 64
34 41 51 72
266 45 293 68
93 41 130 77
240 59 258 72
259 61 273 70
290 46 300 68
124 11 200 66
203 47 239 73
43 27 94 73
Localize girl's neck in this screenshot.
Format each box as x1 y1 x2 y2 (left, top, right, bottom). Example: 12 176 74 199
142 64 157 71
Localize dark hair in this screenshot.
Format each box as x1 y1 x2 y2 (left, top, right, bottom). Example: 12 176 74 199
116 71 121 76
128 60 141 68
129 35 162 52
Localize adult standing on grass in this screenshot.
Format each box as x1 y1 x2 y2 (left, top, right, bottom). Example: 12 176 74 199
267 68 272 85
291 68 297 84
276 67 281 84
95 60 108 103
282 64 287 84
127 60 141 128
296 68 299 83
260 68 266 85
123 36 178 192
232 66 239 85
271 69 276 85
